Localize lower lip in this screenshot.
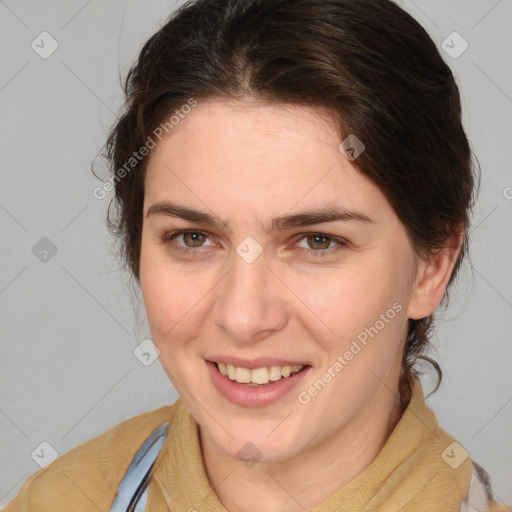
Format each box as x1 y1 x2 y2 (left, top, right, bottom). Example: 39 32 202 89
206 361 311 408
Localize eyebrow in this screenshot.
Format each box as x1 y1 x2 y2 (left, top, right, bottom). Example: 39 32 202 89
146 201 375 231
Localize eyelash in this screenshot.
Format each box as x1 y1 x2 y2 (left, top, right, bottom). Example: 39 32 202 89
161 229 347 258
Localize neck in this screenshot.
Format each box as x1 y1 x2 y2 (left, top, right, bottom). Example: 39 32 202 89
199 382 404 512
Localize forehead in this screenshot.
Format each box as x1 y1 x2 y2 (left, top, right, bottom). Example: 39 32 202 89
172 97 342 141
143 98 393 224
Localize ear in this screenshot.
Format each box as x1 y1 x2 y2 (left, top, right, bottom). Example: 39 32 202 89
407 224 464 320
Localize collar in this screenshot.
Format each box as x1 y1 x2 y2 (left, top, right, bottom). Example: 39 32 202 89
150 377 472 511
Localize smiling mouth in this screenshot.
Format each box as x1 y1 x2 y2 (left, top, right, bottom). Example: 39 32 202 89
212 361 310 386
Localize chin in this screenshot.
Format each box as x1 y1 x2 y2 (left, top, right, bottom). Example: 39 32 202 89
206 417 305 463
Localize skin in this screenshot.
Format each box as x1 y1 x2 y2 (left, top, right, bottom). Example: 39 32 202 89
139 98 463 512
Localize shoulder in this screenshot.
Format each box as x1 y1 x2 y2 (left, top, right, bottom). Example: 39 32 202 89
460 461 512 512
3 404 175 512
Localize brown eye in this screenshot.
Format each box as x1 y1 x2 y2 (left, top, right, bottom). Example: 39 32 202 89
306 234 333 250
163 230 213 250
294 232 347 258
181 232 207 247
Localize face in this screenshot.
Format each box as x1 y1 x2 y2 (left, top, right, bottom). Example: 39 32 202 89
139 98 420 464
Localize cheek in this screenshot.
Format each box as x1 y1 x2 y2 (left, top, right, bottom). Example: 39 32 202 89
286 261 405 348
139 243 212 342
291 264 409 417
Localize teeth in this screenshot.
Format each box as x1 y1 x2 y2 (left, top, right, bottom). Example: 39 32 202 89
269 366 282 381
235 367 251 383
218 363 228 376
251 367 269 384
216 362 305 385
281 366 291 378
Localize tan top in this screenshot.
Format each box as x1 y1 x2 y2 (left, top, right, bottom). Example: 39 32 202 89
4 377 511 511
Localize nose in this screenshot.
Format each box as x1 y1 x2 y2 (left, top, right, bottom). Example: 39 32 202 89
212 247 289 344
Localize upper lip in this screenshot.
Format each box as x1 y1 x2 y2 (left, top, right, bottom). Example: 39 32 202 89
207 356 311 369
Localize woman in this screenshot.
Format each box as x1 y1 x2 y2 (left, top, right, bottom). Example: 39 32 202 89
5 0 510 510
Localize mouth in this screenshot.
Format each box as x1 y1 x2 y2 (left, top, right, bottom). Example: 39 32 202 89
213 361 309 386
206 359 312 407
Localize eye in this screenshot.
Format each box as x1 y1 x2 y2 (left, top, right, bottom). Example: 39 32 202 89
162 229 214 251
294 232 347 256
161 229 347 258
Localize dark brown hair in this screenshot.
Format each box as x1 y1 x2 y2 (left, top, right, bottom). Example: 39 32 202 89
103 0 478 409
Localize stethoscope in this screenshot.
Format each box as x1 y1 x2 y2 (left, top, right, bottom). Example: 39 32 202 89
108 421 170 512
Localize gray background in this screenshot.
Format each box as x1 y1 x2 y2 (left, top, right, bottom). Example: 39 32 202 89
1 0 511 506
